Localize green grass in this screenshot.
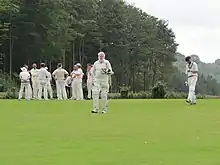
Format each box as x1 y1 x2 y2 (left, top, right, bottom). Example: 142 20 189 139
0 99 220 165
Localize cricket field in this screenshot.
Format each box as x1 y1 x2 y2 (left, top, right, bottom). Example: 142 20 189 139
0 99 220 165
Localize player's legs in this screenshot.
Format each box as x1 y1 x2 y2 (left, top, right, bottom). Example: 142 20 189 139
43 81 48 100
56 80 62 100
79 80 84 100
60 80 67 100
32 80 38 99
92 81 100 113
71 80 76 100
47 83 53 99
38 80 43 100
75 79 81 100
24 84 30 100
100 81 109 113
18 83 25 100
87 80 92 99
190 77 197 104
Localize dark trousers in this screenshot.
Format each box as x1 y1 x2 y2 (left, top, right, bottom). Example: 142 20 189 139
65 86 71 99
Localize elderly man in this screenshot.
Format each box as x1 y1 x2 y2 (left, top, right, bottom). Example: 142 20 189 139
30 63 39 99
18 67 31 100
91 52 114 113
52 63 69 100
37 63 50 100
185 56 198 105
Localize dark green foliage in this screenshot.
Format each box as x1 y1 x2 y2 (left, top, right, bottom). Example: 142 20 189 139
152 82 166 99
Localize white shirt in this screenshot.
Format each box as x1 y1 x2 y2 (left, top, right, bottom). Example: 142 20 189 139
38 67 49 81
92 59 113 82
185 61 198 77
19 71 30 83
72 69 83 79
30 68 38 81
52 67 68 80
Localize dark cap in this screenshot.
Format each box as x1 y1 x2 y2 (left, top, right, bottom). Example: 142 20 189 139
40 63 45 67
185 56 191 62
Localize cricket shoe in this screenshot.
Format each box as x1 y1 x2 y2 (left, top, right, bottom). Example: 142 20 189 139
101 111 107 114
186 100 190 104
91 109 98 113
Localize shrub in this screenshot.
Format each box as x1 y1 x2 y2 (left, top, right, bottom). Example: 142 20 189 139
119 85 130 98
152 82 166 99
5 87 19 99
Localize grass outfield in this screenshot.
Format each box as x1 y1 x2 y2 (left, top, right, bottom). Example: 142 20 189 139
0 99 220 165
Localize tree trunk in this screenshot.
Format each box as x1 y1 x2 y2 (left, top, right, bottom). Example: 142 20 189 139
62 49 65 68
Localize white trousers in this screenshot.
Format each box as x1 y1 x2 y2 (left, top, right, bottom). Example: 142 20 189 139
187 76 198 103
32 80 39 99
56 80 67 100
72 79 83 100
47 82 53 99
38 80 48 100
92 80 109 111
87 79 92 99
19 83 31 100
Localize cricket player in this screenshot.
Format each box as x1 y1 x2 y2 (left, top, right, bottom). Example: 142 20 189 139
71 64 84 100
30 63 39 99
185 56 198 105
24 64 33 99
45 67 53 99
86 63 93 99
70 65 77 100
52 63 68 100
37 63 49 100
91 52 114 113
18 67 31 100
76 63 84 100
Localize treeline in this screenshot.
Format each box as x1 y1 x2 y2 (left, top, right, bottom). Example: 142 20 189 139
0 0 220 95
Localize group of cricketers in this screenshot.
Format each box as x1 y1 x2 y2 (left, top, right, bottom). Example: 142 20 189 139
18 52 198 113
19 51 114 113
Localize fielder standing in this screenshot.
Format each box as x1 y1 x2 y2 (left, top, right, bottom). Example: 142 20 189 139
185 56 198 105
37 63 49 100
52 63 68 100
30 63 39 99
91 52 114 113
45 67 53 99
18 67 31 100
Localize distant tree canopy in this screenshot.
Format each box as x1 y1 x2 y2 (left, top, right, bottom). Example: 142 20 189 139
0 0 220 95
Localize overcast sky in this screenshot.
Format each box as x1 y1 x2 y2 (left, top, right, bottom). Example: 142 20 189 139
127 0 220 63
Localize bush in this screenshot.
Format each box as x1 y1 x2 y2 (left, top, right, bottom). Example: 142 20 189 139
5 87 19 99
128 91 151 99
0 70 19 92
119 85 130 98
152 82 166 99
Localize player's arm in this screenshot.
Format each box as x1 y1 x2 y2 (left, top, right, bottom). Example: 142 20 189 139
52 69 57 80
106 61 114 75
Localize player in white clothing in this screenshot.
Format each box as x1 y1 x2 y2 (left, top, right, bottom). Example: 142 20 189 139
52 63 68 100
37 63 50 100
45 67 53 99
86 63 93 99
18 67 31 100
91 52 114 113
30 63 39 99
185 56 198 105
76 63 84 100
